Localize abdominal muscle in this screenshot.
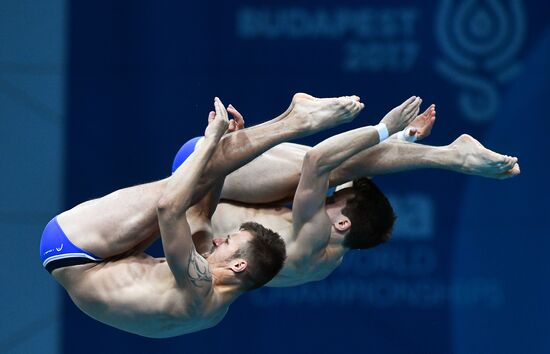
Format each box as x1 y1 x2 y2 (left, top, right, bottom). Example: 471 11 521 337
53 254 225 338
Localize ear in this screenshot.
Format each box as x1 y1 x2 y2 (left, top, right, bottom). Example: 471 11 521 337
333 216 351 233
229 259 248 273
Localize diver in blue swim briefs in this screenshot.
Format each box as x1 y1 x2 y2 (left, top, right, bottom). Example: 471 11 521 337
178 98 519 288
41 94 365 337
42 93 519 337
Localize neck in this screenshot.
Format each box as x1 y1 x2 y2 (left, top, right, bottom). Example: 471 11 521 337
211 269 245 302
328 228 350 257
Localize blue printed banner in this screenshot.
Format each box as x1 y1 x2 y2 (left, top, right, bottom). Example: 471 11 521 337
65 1 549 353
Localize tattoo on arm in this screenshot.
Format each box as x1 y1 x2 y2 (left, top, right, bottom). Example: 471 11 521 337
187 249 212 287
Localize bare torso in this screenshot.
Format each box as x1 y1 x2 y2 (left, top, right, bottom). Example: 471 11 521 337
211 203 344 287
52 245 227 338
46 95 378 336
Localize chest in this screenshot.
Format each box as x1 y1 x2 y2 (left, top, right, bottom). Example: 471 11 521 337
211 203 294 242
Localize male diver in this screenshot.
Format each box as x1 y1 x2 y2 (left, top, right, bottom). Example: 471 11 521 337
40 94 364 337
176 95 519 287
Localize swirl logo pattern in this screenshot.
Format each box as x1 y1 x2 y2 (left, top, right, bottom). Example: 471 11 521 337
435 0 525 122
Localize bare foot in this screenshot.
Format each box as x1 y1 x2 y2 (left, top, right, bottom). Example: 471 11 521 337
380 96 422 135
272 92 327 122
449 134 520 179
287 92 364 132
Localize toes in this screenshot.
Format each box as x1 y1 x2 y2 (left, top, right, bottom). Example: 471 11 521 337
341 95 361 102
339 97 359 113
495 155 518 172
497 163 521 179
343 97 355 107
494 156 509 167
503 155 518 167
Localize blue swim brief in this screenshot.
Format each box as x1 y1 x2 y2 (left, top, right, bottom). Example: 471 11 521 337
40 217 102 273
172 136 337 209
172 136 204 173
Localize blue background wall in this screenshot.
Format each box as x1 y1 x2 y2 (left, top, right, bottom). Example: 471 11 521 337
0 1 65 353
61 1 549 353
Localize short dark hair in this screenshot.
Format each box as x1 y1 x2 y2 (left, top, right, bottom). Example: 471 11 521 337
341 178 396 249
235 222 286 290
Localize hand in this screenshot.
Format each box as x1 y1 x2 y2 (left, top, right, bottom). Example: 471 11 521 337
226 104 245 132
204 97 229 142
205 103 245 136
406 104 436 141
380 96 422 135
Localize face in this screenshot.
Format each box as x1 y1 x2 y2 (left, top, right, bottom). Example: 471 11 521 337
206 230 253 265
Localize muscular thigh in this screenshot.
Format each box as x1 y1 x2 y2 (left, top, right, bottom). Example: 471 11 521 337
57 179 167 258
221 143 311 204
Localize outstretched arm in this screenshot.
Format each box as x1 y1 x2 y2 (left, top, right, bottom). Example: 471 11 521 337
302 96 421 176
186 177 225 255
221 97 422 204
289 97 422 262
187 108 245 254
220 102 518 205
157 98 228 288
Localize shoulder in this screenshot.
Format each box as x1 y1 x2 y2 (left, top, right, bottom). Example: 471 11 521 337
286 230 331 267
170 249 214 298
